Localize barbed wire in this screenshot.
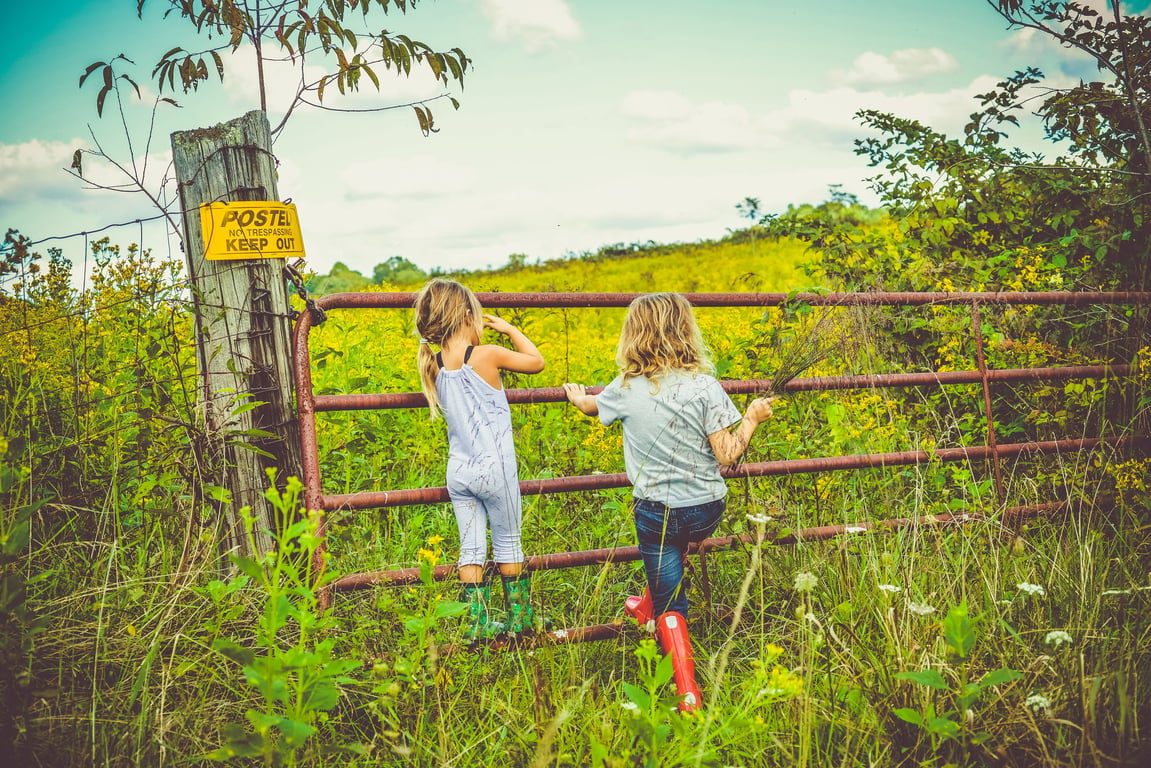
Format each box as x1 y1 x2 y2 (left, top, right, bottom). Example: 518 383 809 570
6 212 175 251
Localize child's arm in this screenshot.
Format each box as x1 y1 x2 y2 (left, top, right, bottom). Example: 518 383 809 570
709 397 774 466
563 383 599 416
476 314 545 374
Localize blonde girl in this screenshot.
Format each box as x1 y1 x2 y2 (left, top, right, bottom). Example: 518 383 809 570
563 292 773 710
414 278 546 642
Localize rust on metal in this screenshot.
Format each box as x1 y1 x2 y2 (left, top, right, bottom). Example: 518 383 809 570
328 498 1078 591
314 290 1151 311
970 301 1006 504
311 365 1132 412
319 435 1136 512
437 621 628 656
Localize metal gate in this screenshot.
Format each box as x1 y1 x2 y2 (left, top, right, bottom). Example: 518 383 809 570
291 291 1149 645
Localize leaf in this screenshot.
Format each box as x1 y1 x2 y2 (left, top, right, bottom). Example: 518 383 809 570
980 668 1023 687
277 717 316 748
245 709 281 731
434 600 467 618
895 669 950 690
212 637 255 667
80 61 105 88
120 74 141 100
229 554 265 582
621 682 650 711
413 105 430 136
893 707 924 725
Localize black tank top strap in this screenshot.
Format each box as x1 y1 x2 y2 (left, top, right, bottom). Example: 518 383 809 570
463 345 474 364
435 352 444 369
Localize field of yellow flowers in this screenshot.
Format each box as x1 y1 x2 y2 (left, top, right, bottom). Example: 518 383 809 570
3 229 1148 767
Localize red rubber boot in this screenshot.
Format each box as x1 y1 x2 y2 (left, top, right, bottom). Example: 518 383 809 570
624 589 654 631
655 611 702 712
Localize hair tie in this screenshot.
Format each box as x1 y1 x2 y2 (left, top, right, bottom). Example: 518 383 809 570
419 338 431 345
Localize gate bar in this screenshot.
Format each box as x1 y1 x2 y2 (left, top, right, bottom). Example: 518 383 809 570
330 499 1078 591
310 365 1132 412
313 290 1151 310
319 435 1135 511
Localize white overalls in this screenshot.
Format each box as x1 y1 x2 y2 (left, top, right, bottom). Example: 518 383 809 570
436 347 524 566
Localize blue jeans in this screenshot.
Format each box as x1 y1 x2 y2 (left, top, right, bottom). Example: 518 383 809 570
633 497 725 620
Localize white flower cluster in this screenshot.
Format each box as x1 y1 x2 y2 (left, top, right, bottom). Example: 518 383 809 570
793 571 819 592
1025 694 1052 714
1044 630 1073 647
878 584 902 594
1017 582 1046 597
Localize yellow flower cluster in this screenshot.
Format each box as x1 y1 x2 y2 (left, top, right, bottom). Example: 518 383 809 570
1108 459 1148 494
1137 346 1151 384
1005 246 1049 292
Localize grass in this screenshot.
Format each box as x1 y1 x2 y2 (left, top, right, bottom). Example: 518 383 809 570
2 234 1148 766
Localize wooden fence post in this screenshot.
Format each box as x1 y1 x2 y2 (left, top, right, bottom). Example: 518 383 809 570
171 110 303 558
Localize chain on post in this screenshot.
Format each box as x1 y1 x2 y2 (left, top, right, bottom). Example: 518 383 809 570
284 259 327 324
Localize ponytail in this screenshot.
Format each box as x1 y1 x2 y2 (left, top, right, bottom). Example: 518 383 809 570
417 341 441 418
413 277 484 418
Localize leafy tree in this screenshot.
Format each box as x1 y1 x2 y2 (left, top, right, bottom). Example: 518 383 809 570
71 1 472 250
307 261 372 294
372 255 427 284
985 1 1151 174
775 1 1151 293
82 0 470 136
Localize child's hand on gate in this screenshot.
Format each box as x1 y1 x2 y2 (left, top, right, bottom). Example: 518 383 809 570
563 383 599 416
563 383 586 403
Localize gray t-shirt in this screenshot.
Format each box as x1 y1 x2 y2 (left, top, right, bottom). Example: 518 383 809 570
597 370 740 507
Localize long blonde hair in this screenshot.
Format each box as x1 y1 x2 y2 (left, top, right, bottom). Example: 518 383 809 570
616 292 712 382
413 278 484 416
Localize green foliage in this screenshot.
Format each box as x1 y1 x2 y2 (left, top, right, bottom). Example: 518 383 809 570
96 1 470 133
202 474 365 764
893 602 1024 760
0 457 51 756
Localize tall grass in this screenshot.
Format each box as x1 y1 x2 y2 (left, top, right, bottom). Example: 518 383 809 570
2 234 1148 766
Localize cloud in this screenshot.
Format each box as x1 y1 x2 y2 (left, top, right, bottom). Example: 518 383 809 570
620 74 997 157
621 90 775 154
478 0 582 52
766 75 1004 146
338 153 476 200
835 48 958 86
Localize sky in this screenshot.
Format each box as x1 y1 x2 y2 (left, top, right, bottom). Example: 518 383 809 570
0 0 1127 281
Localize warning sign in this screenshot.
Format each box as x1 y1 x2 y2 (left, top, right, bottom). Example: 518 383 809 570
199 202 306 261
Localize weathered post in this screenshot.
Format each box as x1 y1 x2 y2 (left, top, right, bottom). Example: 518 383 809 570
171 110 303 558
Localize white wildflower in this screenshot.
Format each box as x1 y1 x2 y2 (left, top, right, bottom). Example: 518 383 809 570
621 701 640 713
878 584 902 594
907 601 936 616
1044 630 1073 647
1017 582 1046 597
746 512 773 525
553 628 568 640
1024 694 1052 714
793 571 819 592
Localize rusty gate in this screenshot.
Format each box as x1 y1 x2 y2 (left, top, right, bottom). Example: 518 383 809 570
291 290 1149 646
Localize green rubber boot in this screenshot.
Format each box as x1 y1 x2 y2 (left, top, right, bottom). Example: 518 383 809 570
462 582 504 644
502 573 550 635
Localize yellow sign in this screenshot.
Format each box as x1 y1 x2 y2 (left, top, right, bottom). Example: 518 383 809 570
199 202 306 261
